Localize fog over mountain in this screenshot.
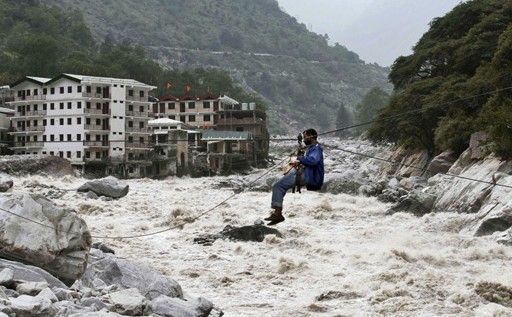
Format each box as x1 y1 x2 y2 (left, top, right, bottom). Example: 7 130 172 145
277 0 462 66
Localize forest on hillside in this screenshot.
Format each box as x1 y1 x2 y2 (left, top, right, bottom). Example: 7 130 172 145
369 0 512 158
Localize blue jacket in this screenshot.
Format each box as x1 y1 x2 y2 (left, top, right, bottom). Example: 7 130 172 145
298 143 324 190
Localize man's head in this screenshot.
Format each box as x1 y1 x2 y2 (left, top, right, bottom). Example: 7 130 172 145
303 128 318 145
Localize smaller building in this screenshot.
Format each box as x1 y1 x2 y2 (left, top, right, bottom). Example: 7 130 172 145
202 130 254 173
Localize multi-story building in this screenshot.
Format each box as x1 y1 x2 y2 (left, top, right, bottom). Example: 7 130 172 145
8 74 156 177
153 93 220 129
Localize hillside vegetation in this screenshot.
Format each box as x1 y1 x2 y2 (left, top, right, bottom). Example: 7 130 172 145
369 0 512 157
40 0 391 133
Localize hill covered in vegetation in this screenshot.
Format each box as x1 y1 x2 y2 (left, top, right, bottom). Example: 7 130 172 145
369 0 512 158
39 0 391 133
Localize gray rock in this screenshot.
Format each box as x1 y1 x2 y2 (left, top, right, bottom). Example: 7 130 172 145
86 191 99 199
16 281 48 295
36 287 58 303
394 149 430 177
321 177 366 195
80 297 108 311
194 225 283 245
388 177 400 189
82 249 183 300
0 269 14 287
0 311 7 317
474 205 512 237
0 259 67 289
388 189 437 216
0 193 91 285
52 287 73 301
0 155 74 176
2 286 18 298
77 177 129 199
91 242 115 255
497 228 512 246
399 176 426 191
151 295 213 317
68 311 123 317
426 150 457 175
0 174 13 193
108 288 147 316
10 294 54 316
469 131 490 160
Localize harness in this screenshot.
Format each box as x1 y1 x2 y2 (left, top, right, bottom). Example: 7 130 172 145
291 134 306 194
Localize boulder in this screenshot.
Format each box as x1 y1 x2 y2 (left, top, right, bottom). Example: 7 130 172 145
0 193 91 285
474 204 512 237
150 295 213 317
0 174 13 193
399 176 426 191
0 259 67 289
392 149 430 177
469 131 490 160
497 228 512 246
0 269 13 287
82 249 183 300
10 294 54 316
16 281 48 295
77 177 129 199
426 150 457 175
388 189 437 216
108 288 147 316
0 155 74 176
321 175 366 195
194 224 283 245
36 287 59 303
68 311 123 317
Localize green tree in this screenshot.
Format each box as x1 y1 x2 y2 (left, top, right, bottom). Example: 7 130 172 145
354 87 389 135
335 103 352 138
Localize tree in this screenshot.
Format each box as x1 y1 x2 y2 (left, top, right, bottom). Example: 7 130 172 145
354 87 389 135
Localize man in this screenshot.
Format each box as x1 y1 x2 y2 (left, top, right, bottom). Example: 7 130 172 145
265 129 324 225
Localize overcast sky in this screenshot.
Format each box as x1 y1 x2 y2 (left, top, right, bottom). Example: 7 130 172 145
277 0 462 66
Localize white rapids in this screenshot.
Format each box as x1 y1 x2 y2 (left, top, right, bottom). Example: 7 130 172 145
12 138 512 316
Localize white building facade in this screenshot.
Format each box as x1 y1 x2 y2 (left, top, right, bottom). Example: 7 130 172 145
9 74 156 174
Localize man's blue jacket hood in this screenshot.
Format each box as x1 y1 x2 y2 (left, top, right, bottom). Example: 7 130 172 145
298 143 324 190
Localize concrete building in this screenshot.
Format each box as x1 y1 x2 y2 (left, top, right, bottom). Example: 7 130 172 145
153 93 220 129
8 74 156 177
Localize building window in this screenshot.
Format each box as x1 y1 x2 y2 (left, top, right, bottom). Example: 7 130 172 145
50 119 54 125
66 151 71 158
67 118 72 125
50 103 55 110
139 137 144 143
189 115 196 122
34 89 38 96
96 103 101 110
128 121 133 128
86 102 91 109
43 135 47 142
77 118 81 124
96 87 101 94
77 102 82 109
77 134 81 141
43 119 47 126
139 122 144 128
203 101 210 108
86 86 91 93
67 86 72 93
139 106 144 112
33 120 37 126
188 102 195 109
50 135 55 142
67 134 72 141
128 90 134 97
43 88 47 95
76 151 81 158
85 151 90 158
59 87 64 94
77 86 82 93
169 115 175 120
43 104 47 111
67 102 72 109
50 88 55 94
203 114 210 121
59 151 63 158
50 151 54 156
59 135 64 141
168 103 175 110
59 103 64 110
33 104 38 111
59 118 64 125
128 136 133 143
26 89 30 96
27 105 31 111
128 105 133 111
139 91 144 97
86 118 91 125
96 118 101 125
95 152 100 159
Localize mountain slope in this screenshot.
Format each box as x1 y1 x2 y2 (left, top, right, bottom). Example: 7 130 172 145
41 0 391 133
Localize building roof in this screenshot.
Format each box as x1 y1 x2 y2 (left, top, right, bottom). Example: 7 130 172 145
218 95 239 106
202 130 251 141
0 107 15 114
10 74 156 89
148 118 184 127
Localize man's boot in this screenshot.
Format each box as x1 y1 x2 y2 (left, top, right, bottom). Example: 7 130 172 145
267 208 285 226
264 207 282 221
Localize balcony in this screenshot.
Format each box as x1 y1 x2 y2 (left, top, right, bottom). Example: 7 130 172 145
84 141 109 148
126 127 149 134
125 111 150 118
12 110 47 118
11 141 44 149
10 126 45 134
217 117 264 126
13 95 47 102
126 142 150 149
82 92 112 99
84 108 110 116
126 95 149 102
84 124 109 132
